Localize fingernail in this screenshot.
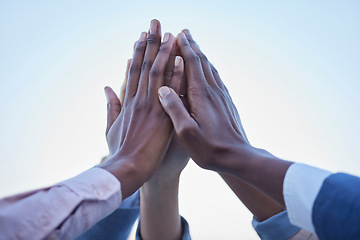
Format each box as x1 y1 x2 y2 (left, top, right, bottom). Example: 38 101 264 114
158 87 171 99
175 56 181 67
150 20 157 34
139 32 146 42
163 33 170 43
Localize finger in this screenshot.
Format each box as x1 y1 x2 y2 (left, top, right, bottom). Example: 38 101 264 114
104 86 121 135
182 29 217 88
176 32 207 90
120 59 132 105
158 86 198 138
164 40 177 87
148 33 175 98
125 32 147 101
137 19 162 96
168 56 184 94
210 63 227 92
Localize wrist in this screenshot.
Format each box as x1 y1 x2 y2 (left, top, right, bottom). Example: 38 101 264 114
218 143 283 176
98 154 145 199
142 174 180 192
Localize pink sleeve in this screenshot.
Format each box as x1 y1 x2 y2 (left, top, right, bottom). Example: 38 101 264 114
0 167 122 240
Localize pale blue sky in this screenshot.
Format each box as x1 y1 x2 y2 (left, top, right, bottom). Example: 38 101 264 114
1 1 359 239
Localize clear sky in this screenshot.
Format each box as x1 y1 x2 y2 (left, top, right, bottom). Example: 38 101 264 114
0 1 359 239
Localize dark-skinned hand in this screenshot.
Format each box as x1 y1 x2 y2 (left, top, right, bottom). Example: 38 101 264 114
97 20 177 199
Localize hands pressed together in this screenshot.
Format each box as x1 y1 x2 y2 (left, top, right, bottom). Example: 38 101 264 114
2 18 353 240
96 19 293 240
98 19 291 201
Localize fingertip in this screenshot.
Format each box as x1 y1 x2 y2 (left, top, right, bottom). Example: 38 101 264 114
182 29 190 35
158 86 172 100
177 32 186 39
174 56 184 70
104 86 111 103
150 19 161 35
104 86 112 95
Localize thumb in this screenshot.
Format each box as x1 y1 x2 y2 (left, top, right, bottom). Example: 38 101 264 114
104 86 121 135
158 86 197 136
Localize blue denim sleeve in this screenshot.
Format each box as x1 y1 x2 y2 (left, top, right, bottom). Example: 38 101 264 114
312 173 360 240
76 190 140 240
135 216 191 240
252 210 301 240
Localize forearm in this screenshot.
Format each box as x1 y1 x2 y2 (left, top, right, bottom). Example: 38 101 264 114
219 172 284 221
222 146 293 207
0 168 122 240
139 175 182 240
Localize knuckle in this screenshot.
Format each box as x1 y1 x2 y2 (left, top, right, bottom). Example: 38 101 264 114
141 60 153 71
198 52 208 62
129 63 141 74
158 43 171 53
187 37 196 44
149 66 162 77
147 35 160 45
172 68 183 76
163 97 179 110
211 64 218 74
188 53 201 64
180 38 191 47
178 121 197 139
188 85 212 98
134 43 146 53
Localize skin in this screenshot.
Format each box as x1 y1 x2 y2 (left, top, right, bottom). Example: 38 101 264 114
103 20 189 240
97 19 176 200
158 30 293 207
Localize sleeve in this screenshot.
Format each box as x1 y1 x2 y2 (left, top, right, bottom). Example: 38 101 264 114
283 163 332 233
76 190 140 240
288 229 318 240
0 167 122 240
135 216 191 240
312 173 360 240
252 210 301 240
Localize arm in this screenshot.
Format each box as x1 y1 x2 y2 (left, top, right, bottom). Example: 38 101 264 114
158 29 360 238
76 191 140 240
139 134 190 240
219 173 283 222
105 21 190 240
138 33 189 240
0 19 176 240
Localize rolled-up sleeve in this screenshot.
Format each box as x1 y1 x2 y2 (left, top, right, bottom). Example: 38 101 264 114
0 167 122 240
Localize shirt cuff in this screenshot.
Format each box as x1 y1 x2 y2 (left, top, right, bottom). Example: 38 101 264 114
135 216 191 240
59 167 121 201
252 210 301 240
283 163 331 233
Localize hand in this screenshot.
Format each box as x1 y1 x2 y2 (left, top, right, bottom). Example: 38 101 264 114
149 55 190 181
98 20 176 199
158 30 292 205
107 37 189 183
157 30 253 172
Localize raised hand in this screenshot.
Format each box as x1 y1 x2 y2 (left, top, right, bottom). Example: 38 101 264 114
158 30 292 205
98 20 176 199
157 30 252 172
